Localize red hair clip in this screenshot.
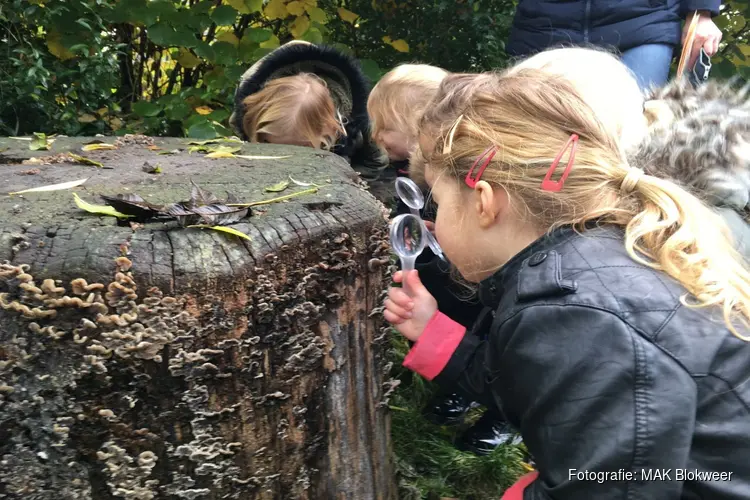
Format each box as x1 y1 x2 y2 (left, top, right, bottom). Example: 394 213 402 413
541 134 579 192
465 145 498 188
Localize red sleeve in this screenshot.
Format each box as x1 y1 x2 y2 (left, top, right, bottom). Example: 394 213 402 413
501 471 539 500
402 311 466 380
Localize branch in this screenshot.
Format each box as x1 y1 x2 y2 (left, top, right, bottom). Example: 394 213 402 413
165 63 182 96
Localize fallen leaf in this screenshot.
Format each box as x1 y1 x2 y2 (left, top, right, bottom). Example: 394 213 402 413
73 193 133 219
9 136 32 141
68 153 104 168
82 143 117 151
147 145 161 151
235 154 291 160
159 149 181 155
0 147 8 153
187 225 252 241
186 138 243 146
288 175 319 187
100 193 164 219
30 132 50 151
195 106 213 115
264 180 289 193
8 178 88 195
17 169 41 176
228 186 319 207
205 150 237 159
142 162 162 174
225 191 241 204
190 180 220 206
165 202 201 227
192 204 249 225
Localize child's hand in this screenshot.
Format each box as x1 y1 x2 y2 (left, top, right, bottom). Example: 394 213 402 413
424 220 436 235
384 270 438 342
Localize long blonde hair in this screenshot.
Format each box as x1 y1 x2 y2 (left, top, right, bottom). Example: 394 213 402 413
421 69 750 339
241 73 344 149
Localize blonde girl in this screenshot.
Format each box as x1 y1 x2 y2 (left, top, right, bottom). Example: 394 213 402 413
386 67 750 499
230 41 388 181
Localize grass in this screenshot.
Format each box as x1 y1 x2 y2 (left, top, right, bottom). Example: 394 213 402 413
386 331 530 500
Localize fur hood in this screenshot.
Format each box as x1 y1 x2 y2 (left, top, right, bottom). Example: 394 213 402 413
230 41 372 143
634 79 750 213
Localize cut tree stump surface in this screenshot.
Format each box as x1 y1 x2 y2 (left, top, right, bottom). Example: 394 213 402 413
0 137 396 500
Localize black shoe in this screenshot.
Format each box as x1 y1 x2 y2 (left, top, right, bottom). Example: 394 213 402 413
456 411 522 456
422 392 479 426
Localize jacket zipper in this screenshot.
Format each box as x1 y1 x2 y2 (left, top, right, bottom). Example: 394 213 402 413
583 0 591 43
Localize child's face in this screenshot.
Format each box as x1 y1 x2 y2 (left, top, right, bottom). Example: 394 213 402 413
375 129 412 161
424 162 544 283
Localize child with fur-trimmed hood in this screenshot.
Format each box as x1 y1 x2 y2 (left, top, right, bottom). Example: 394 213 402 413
230 41 388 184
635 79 750 260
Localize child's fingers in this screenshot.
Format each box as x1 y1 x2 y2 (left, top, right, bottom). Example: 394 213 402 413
393 271 403 283
383 309 406 325
388 286 414 308
384 298 412 320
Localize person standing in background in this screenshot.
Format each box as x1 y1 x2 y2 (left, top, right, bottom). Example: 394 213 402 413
506 0 723 90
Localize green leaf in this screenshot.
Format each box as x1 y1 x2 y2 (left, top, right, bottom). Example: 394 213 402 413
264 180 290 192
301 27 323 44
186 121 220 140
30 132 50 151
243 27 273 43
68 153 104 168
359 59 383 82
193 40 215 60
146 23 176 46
73 193 133 218
211 5 238 26
211 41 238 65
172 26 199 48
245 0 263 13
187 225 252 241
132 101 162 117
307 7 327 23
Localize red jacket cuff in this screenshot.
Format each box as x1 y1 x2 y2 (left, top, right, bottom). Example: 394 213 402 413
501 471 539 500
402 311 466 380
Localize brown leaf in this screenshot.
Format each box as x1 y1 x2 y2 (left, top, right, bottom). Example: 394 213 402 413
225 191 241 204
100 194 165 220
190 180 220 206
165 203 201 227
191 204 249 225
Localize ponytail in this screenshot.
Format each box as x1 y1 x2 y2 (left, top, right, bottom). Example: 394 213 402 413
620 172 750 339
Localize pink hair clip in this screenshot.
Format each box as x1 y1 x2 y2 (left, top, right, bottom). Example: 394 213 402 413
465 145 498 188
541 134 579 192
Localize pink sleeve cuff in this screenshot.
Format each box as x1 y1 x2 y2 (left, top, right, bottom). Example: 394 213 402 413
403 311 466 380
501 471 539 500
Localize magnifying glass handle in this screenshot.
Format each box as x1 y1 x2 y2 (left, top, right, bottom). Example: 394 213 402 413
409 208 420 216
400 256 417 296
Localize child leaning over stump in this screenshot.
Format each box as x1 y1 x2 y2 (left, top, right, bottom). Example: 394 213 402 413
369 64 520 455
230 40 388 184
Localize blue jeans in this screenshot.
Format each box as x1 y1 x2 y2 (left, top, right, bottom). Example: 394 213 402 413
621 44 674 91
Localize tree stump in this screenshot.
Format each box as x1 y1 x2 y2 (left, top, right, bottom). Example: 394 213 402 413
0 137 396 500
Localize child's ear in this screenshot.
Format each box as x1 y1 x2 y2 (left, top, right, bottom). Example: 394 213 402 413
643 99 675 130
474 181 504 228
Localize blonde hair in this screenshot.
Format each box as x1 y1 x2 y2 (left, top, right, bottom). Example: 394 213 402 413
510 47 648 152
367 63 449 143
241 73 344 149
421 69 750 339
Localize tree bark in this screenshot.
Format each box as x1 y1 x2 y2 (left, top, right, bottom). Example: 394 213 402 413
0 137 396 500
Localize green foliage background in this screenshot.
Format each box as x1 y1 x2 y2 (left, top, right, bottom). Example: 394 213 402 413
1 1 749 497
2 0 746 140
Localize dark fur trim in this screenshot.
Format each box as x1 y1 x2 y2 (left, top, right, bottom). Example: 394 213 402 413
231 43 371 141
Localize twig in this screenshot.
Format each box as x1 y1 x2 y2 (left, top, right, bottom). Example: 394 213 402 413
227 187 320 207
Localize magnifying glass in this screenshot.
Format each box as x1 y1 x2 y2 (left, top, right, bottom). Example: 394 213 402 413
395 177 446 262
389 213 426 296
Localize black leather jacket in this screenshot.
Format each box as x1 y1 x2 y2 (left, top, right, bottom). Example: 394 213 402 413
432 224 750 499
